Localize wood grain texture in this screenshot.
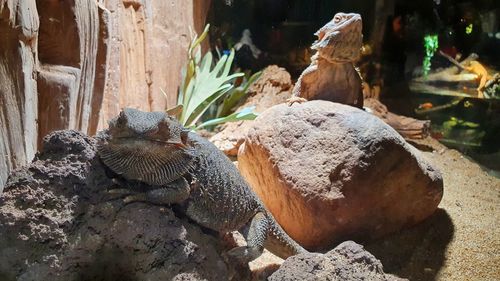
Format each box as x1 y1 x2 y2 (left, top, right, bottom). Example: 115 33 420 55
0 0 39 191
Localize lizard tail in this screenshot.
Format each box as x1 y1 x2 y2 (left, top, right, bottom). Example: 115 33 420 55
264 214 308 259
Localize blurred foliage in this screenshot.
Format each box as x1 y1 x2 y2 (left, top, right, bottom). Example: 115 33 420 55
439 116 485 146
423 34 438 76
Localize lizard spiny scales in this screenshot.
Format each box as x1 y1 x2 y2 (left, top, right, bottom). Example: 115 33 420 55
97 108 307 261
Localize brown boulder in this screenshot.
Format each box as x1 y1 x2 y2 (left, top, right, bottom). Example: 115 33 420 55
238 101 443 250
210 65 292 156
269 241 407 281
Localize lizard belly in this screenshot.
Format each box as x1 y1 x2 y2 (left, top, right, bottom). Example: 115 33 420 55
184 133 264 233
185 190 259 232
312 63 362 105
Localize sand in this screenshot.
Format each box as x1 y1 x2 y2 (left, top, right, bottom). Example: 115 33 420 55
365 137 500 281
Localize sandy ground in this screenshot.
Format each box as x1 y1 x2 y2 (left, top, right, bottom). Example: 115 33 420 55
250 137 500 281
366 137 500 281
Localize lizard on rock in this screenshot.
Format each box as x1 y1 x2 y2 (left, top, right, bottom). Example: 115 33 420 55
96 108 307 262
288 12 364 108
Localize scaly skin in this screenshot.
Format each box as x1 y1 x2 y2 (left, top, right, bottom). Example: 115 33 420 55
97 108 307 262
290 13 364 108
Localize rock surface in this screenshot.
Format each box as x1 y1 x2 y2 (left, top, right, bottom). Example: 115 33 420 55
0 130 239 281
210 65 292 156
238 101 443 250
269 241 407 281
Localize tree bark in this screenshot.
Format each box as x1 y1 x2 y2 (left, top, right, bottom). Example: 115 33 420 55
0 0 39 191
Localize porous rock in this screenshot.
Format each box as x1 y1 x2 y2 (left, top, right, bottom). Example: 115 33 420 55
0 130 237 281
238 101 443 250
269 241 407 281
210 65 292 156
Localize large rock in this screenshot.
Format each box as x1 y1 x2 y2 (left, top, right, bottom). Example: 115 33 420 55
269 241 407 281
210 65 292 156
238 101 443 250
0 130 242 281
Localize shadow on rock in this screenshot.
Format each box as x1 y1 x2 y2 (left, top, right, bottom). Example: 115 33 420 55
364 208 455 281
75 245 137 281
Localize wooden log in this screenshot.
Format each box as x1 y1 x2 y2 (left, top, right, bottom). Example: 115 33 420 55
96 0 212 130
364 98 430 139
36 0 111 141
413 53 479 83
0 0 39 191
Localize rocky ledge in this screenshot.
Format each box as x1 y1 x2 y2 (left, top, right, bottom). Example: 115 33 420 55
0 130 232 281
269 241 407 281
0 129 405 281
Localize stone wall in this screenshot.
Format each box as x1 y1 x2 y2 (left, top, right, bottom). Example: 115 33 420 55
0 0 211 191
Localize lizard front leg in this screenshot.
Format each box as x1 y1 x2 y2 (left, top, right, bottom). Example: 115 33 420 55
110 177 191 205
287 63 318 106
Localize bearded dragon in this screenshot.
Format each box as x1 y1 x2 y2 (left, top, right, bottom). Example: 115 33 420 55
288 13 364 108
96 108 307 262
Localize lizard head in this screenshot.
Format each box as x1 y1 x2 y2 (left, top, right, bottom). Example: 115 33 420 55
312 13 363 63
97 108 197 186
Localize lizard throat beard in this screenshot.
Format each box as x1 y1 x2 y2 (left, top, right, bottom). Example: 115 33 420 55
98 141 196 186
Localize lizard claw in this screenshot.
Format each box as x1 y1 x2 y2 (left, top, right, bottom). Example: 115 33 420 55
225 246 262 265
286 97 308 106
123 193 147 204
107 188 134 195
106 188 145 204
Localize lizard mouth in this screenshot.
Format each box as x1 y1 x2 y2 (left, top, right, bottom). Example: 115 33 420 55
114 136 189 149
98 138 197 186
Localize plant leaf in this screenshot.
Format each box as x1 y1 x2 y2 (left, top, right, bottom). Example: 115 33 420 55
191 24 210 51
195 106 258 130
218 71 262 117
185 85 233 126
182 49 243 126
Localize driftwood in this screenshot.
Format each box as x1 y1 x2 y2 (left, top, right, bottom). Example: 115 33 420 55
409 82 475 97
412 52 496 99
438 51 471 72
414 98 463 115
413 53 479 83
364 98 430 139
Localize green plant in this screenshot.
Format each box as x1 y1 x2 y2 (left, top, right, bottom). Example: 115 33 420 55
423 34 439 76
196 106 258 130
217 71 262 118
170 24 258 130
